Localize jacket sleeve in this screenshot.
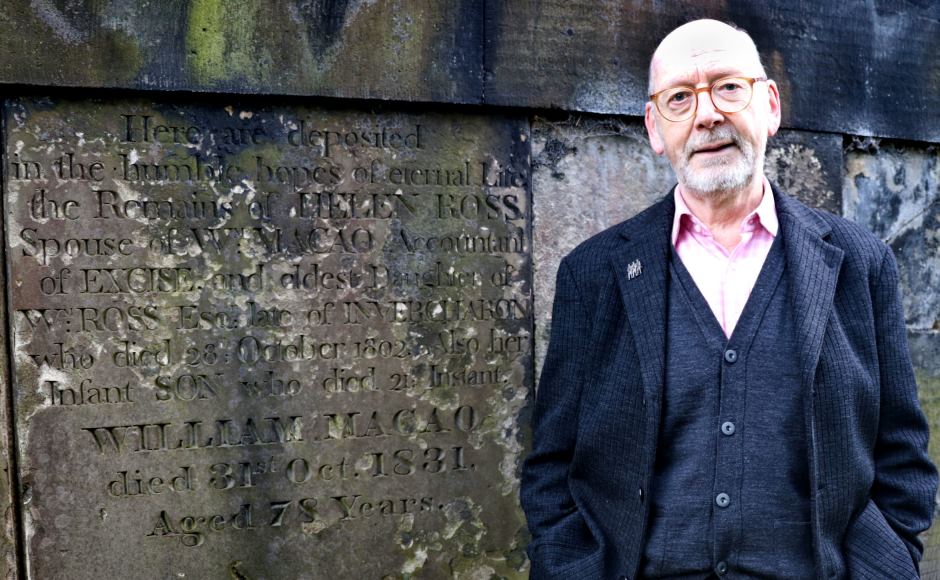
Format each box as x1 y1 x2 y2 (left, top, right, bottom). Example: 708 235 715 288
520 257 596 555
870 245 939 563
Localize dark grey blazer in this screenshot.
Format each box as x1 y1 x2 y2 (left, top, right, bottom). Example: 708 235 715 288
520 185 938 579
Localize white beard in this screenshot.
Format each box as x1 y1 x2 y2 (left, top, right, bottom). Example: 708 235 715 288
671 125 762 199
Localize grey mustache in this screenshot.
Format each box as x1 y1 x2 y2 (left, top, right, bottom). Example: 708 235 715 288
685 128 741 157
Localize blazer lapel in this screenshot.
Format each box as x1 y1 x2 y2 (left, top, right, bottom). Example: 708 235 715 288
611 195 673 408
775 187 844 552
775 189 844 397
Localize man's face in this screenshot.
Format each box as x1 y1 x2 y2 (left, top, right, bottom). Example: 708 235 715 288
644 26 781 199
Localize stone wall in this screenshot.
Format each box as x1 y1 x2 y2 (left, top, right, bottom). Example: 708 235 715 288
4 1 939 140
1 1 939 577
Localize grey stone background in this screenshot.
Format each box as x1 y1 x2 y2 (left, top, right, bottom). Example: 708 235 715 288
1 0 939 577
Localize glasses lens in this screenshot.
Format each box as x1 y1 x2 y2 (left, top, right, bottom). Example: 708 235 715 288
711 77 752 113
658 88 695 121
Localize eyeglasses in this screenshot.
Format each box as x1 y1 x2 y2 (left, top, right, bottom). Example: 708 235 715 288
650 76 767 122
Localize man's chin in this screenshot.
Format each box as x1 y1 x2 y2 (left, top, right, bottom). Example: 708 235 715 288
689 148 740 169
681 170 755 199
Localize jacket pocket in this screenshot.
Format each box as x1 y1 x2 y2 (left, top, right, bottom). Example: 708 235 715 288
528 510 604 580
530 542 604 580
843 499 918 579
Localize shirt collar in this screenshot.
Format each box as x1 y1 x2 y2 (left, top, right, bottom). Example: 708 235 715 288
671 176 779 245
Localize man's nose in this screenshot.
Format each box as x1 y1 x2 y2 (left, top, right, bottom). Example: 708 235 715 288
694 90 725 129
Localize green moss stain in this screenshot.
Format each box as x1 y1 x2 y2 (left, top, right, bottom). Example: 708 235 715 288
186 0 227 84
318 1 436 97
186 0 274 88
103 31 145 85
2 0 470 100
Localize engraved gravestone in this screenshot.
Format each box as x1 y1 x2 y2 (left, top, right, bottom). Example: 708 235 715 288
3 98 532 578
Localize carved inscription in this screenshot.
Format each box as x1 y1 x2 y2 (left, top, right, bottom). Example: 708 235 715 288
4 99 531 578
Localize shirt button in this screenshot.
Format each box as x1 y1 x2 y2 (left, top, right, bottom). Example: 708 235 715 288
638 487 644 502
715 493 731 508
721 421 736 436
715 561 729 576
724 349 738 363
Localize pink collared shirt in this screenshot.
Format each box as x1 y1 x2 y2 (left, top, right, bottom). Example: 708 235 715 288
671 178 778 338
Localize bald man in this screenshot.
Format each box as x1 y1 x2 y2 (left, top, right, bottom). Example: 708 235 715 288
520 20 937 580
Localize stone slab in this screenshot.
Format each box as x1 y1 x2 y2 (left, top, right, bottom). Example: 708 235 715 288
763 130 843 216
3 2 940 144
0 288 17 578
907 330 940 568
843 140 940 330
485 1 940 142
3 97 532 579
0 0 484 104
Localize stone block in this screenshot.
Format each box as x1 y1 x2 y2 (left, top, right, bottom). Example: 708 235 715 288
4 1 940 144
3 96 531 579
485 1 940 142
764 130 842 215
907 330 940 568
843 140 940 330
0 0 484 104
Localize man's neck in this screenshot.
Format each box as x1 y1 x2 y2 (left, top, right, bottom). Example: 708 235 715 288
679 176 766 251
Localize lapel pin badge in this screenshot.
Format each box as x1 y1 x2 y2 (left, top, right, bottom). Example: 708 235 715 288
627 259 643 280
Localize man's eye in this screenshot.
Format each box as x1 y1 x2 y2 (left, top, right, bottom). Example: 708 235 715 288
669 91 691 104
717 82 744 93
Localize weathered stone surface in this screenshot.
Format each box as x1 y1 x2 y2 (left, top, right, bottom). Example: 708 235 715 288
530 118 843 377
0 0 484 104
843 139 940 330
3 97 531 579
764 130 842 215
485 1 940 143
0 314 17 579
4 1 940 143
907 330 940 568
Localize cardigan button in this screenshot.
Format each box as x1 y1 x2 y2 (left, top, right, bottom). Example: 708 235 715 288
723 349 738 363
715 493 731 508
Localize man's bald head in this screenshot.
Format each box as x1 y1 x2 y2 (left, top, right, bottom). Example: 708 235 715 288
648 20 767 96
644 19 780 201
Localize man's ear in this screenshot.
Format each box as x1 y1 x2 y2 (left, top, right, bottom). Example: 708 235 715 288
765 79 782 137
645 102 665 155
